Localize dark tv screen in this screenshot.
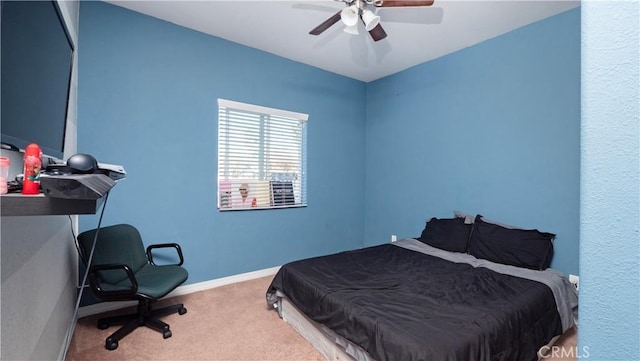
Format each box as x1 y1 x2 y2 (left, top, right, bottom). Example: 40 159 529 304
1 1 74 160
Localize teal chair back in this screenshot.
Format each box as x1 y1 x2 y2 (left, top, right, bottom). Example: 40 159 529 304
78 224 148 285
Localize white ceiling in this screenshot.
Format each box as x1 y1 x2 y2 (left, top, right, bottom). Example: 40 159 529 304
105 0 579 82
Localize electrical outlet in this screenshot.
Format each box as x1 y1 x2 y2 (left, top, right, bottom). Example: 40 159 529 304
391 234 397 243
569 274 579 291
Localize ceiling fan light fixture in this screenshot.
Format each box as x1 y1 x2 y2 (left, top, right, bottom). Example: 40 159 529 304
343 23 359 35
361 9 380 31
340 5 359 27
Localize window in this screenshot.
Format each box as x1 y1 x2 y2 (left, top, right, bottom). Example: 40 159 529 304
217 99 308 211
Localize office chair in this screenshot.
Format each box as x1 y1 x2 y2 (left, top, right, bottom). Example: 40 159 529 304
77 224 189 350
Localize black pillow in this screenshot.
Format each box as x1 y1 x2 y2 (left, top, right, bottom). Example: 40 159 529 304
419 217 472 253
468 215 555 270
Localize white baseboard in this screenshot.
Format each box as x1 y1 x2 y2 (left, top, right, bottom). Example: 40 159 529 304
77 266 280 318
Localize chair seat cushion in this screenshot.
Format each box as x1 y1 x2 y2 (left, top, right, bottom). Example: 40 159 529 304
116 264 188 299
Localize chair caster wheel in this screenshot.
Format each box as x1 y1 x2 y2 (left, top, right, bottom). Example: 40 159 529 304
97 321 109 330
105 339 118 350
163 330 172 339
178 306 187 315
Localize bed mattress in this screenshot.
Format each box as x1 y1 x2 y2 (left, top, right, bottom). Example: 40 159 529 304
267 239 578 361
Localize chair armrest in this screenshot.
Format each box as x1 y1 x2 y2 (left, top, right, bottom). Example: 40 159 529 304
146 243 184 266
88 264 138 297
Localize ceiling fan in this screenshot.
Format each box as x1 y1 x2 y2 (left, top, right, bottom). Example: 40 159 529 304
309 0 435 42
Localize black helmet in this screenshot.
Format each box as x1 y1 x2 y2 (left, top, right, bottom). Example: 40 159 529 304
66 153 98 174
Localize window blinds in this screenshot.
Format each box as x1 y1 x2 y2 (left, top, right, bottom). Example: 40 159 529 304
217 99 308 211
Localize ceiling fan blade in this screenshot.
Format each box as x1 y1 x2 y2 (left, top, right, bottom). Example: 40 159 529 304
309 11 342 35
368 24 388 42
376 0 435 7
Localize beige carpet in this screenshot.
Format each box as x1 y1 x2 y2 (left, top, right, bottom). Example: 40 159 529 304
66 276 324 361
65 275 577 361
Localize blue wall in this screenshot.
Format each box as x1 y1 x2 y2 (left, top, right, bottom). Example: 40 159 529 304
78 2 366 284
364 9 580 276
78 2 580 284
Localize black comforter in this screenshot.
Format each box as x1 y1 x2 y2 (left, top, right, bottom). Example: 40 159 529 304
267 244 562 361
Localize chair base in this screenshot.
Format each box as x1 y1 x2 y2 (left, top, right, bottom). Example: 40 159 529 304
96 299 187 350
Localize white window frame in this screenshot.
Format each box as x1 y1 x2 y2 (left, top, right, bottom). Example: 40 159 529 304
217 98 308 211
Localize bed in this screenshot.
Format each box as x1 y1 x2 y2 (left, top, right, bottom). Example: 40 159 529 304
266 214 578 361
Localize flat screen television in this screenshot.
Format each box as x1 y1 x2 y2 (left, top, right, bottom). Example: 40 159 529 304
1 0 74 161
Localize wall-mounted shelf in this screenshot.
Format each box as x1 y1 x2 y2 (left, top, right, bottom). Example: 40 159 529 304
1 193 106 216
1 174 115 216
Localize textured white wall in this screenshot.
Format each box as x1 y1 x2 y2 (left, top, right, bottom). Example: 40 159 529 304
580 1 639 359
